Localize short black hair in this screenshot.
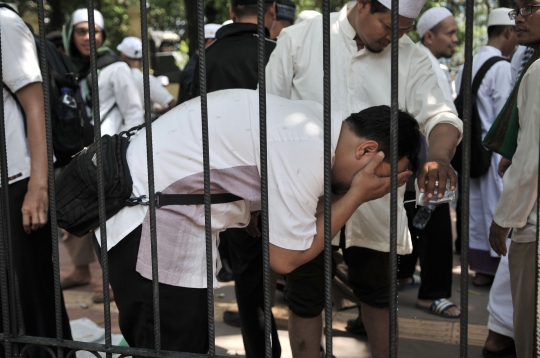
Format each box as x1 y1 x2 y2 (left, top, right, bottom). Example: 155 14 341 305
488 25 511 38
232 3 273 18
370 0 390 14
345 105 421 167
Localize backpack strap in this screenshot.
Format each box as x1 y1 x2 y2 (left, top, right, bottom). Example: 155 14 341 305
465 56 509 97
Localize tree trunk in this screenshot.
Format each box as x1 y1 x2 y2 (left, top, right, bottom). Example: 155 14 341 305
185 0 198 55
46 0 66 32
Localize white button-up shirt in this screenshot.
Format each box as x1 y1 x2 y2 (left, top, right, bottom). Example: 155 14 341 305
266 6 462 254
417 42 455 103
493 59 540 243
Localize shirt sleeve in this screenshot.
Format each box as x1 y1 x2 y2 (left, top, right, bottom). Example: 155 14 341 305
267 140 323 251
265 29 295 99
1 11 42 93
149 75 173 107
405 48 463 143
109 62 144 131
493 61 540 229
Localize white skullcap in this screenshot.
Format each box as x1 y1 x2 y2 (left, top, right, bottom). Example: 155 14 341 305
488 8 515 27
204 23 221 39
295 10 321 24
377 0 426 19
117 37 142 59
416 7 453 38
157 75 169 86
72 9 104 30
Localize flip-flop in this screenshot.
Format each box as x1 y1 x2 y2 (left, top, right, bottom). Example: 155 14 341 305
398 274 421 291
416 298 461 319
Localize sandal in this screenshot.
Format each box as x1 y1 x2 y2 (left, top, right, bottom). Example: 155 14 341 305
398 274 421 291
416 298 461 319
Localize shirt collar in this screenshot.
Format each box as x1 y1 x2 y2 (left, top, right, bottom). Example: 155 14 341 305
417 42 439 63
482 45 503 57
338 5 357 41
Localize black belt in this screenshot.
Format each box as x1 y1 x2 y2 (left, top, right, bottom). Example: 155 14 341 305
126 192 244 208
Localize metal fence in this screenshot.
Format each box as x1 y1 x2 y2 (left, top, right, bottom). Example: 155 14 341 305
0 0 538 358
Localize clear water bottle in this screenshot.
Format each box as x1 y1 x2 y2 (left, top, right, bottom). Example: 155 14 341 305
412 205 436 230
57 87 78 119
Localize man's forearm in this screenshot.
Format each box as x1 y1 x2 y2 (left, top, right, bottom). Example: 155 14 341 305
426 123 460 163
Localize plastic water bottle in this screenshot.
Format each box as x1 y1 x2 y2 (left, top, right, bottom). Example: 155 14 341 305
57 87 78 119
412 205 436 230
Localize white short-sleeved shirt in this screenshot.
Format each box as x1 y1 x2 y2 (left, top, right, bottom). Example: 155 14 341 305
131 68 173 109
1 8 42 185
265 6 462 254
97 89 342 288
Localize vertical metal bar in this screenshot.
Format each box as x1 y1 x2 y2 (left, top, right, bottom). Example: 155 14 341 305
389 0 399 356
256 0 272 357
196 0 215 355
460 0 474 355
138 0 162 352
535 46 540 356
322 0 332 357
84 3 113 355
0 16 13 358
36 1 64 354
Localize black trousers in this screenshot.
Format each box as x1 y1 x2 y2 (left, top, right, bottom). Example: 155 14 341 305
398 191 453 300
226 228 281 358
94 225 209 353
1 179 72 358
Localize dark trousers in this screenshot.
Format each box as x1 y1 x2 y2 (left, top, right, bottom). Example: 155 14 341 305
398 191 453 300
94 225 209 353
226 228 281 358
1 179 72 358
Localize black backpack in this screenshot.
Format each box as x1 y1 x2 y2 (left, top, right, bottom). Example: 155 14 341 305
451 56 508 178
1 4 91 167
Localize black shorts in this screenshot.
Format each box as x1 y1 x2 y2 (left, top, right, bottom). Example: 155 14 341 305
344 246 390 308
284 251 336 318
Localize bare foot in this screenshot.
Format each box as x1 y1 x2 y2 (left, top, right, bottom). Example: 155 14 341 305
417 298 461 317
61 265 91 289
484 329 514 352
473 273 494 287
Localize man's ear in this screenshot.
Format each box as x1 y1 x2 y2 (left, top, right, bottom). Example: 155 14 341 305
229 7 237 22
424 31 435 46
355 140 379 159
357 0 369 13
504 26 514 40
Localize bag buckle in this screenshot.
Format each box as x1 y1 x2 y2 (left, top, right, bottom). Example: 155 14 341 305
125 195 149 206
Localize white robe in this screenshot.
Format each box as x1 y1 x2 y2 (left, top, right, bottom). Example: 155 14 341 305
456 46 512 257
487 239 514 337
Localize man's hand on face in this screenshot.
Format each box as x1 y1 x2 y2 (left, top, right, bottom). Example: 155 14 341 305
489 221 510 256
417 160 457 199
349 152 412 204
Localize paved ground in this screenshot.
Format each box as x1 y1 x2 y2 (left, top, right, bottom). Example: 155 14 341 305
60 242 491 358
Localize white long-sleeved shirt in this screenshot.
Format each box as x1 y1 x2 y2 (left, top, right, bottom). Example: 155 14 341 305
131 68 173 109
265 6 462 254
493 59 540 243
81 61 144 136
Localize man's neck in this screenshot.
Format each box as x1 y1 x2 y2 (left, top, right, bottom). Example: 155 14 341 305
421 42 441 59
487 38 506 55
235 16 258 25
346 6 365 51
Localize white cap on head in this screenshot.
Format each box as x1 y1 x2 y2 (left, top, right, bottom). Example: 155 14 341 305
204 23 221 39
117 37 143 59
157 75 169 86
488 8 515 27
416 7 453 38
377 0 427 19
72 9 104 30
295 10 321 24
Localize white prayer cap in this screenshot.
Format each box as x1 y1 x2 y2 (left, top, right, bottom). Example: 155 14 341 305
204 23 221 39
488 8 515 27
416 7 453 38
377 0 427 19
157 75 169 86
117 37 143 59
72 9 104 30
295 10 321 24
